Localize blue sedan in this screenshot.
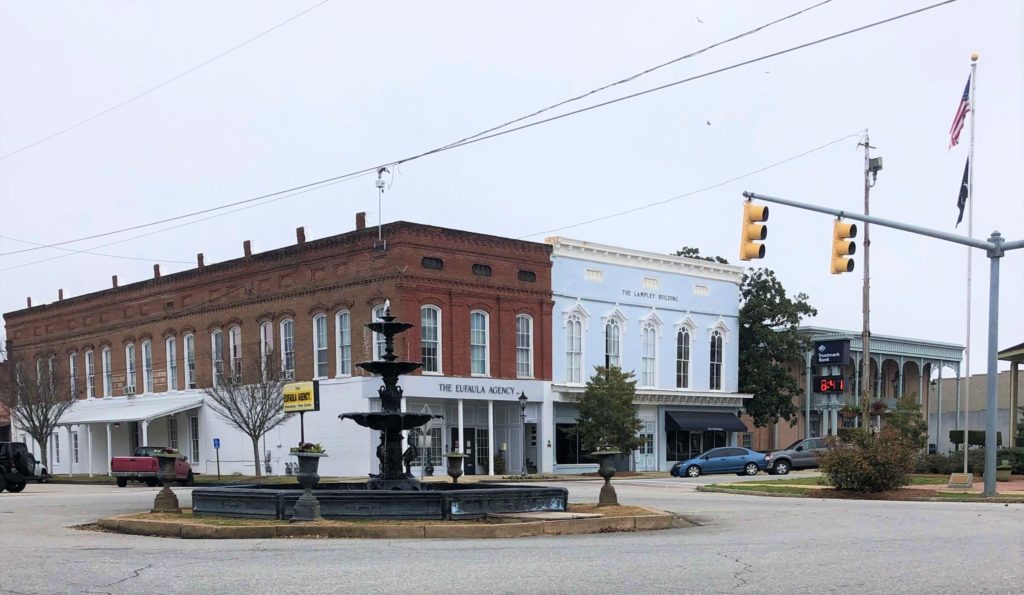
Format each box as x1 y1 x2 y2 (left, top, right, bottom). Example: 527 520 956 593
669 447 767 478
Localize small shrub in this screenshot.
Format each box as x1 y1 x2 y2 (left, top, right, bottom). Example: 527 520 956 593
820 427 916 492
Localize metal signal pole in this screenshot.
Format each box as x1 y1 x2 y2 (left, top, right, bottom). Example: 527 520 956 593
858 132 881 430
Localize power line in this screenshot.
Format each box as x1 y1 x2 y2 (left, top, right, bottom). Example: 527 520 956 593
0 234 191 265
0 0 955 260
518 130 866 239
0 0 332 161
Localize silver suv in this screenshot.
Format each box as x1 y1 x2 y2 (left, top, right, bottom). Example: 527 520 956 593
765 437 828 475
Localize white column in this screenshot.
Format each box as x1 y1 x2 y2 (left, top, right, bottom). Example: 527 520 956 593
105 423 112 475
487 400 495 477
67 426 73 477
141 419 149 446
87 424 94 477
830 408 839 436
457 399 464 454
541 391 554 473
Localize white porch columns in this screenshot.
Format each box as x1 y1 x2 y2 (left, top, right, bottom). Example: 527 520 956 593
87 424 94 477
67 426 73 477
105 423 112 475
540 394 554 473
457 399 464 454
487 400 494 477
141 419 149 446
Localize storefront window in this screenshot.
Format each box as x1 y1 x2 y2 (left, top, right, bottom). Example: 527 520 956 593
555 423 595 465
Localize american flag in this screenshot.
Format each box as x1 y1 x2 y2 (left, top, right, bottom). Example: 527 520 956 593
949 75 971 148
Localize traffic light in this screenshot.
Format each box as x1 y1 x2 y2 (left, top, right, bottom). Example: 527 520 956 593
739 201 769 261
830 218 857 274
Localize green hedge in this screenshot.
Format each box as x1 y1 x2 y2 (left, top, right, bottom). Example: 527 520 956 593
914 448 1023 475
948 430 1002 448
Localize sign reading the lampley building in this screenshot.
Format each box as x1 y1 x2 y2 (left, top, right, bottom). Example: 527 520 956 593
814 340 850 366
621 289 679 302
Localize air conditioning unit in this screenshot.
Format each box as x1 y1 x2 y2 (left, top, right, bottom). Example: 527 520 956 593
282 370 295 381
123 386 137 398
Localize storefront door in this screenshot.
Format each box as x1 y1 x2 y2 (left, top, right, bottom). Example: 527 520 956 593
634 421 656 471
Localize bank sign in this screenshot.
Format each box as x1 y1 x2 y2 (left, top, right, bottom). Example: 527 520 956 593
814 340 850 366
283 381 320 413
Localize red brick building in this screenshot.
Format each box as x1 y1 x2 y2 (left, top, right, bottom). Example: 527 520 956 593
2 216 554 477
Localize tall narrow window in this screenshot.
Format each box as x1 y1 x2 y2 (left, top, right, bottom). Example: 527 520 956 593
101 347 112 396
211 330 224 387
516 314 533 378
69 352 78 399
227 326 242 381
372 306 386 360
421 306 441 373
124 343 136 394
53 432 60 464
167 417 179 451
676 330 691 389
166 337 178 391
313 314 328 378
189 415 200 464
280 319 295 379
85 350 95 398
641 322 657 387
470 310 489 376
566 314 582 383
141 340 153 393
72 431 79 464
184 334 196 389
336 311 351 376
259 321 273 374
605 320 621 368
709 330 724 390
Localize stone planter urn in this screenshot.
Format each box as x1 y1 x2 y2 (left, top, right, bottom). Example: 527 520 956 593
593 450 621 507
996 466 1012 482
291 452 327 521
151 453 181 514
445 453 466 484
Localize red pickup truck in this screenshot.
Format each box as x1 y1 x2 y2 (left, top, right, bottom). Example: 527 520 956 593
111 446 194 487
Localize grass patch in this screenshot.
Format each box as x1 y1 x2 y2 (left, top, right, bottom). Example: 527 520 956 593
757 474 948 487
709 484 816 496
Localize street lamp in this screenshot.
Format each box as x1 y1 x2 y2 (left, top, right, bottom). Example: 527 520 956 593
518 391 528 478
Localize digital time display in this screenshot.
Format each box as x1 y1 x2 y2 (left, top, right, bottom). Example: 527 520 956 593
816 375 846 393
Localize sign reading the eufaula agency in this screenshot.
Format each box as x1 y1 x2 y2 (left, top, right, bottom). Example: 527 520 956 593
814 340 850 366
283 380 320 413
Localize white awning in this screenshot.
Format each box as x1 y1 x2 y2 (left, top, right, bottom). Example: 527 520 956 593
59 393 204 425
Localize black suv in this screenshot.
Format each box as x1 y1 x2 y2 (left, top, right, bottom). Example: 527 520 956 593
0 442 36 493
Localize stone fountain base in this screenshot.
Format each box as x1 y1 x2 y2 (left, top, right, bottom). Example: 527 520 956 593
192 483 568 521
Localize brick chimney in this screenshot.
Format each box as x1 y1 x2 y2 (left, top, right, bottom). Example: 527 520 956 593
296 226 306 245
153 264 161 279
58 289 64 301
197 253 205 269
243 240 252 257
112 275 118 288
26 297 32 308
356 212 366 230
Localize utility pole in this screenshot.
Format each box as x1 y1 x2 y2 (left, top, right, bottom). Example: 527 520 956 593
857 132 880 430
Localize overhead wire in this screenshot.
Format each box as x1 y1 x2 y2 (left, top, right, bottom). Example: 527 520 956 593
0 0 956 262
0 234 192 265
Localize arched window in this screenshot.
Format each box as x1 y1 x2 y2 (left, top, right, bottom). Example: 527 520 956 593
676 330 690 389
228 326 242 381
313 314 329 379
709 330 724 391
124 343 136 394
641 322 657 387
516 314 533 379
211 330 224 387
372 305 387 360
259 321 273 374
141 340 153 393
84 350 95 398
183 334 196 389
280 319 295 379
470 310 489 376
69 352 79 399
165 337 178 391
604 320 621 368
101 347 112 396
336 311 351 376
566 314 583 383
421 306 441 374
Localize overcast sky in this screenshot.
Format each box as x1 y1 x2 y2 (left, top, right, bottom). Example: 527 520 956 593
1 0 1021 374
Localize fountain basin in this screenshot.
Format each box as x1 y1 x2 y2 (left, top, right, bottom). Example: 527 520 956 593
192 483 568 520
340 411 442 431
357 360 422 377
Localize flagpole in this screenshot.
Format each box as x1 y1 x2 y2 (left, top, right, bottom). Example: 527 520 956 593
962 53 977 476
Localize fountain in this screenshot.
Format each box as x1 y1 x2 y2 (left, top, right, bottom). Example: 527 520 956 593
191 306 568 521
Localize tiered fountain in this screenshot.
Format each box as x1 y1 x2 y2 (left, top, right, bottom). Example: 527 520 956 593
191 307 567 521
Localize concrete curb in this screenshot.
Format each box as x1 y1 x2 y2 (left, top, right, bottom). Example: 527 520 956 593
697 485 1024 503
94 508 677 539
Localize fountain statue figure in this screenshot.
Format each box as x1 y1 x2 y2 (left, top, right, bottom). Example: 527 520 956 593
339 306 441 490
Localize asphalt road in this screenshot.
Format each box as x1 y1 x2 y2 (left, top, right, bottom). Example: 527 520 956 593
0 475 1021 594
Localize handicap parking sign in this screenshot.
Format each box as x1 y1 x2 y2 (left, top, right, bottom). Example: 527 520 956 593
213 438 221 449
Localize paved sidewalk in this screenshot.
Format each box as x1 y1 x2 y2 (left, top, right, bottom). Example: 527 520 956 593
906 475 1024 496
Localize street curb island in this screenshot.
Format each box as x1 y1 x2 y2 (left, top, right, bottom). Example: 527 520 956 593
697 485 1024 503
94 506 686 539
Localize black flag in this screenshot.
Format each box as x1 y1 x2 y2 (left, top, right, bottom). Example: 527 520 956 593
955 158 969 227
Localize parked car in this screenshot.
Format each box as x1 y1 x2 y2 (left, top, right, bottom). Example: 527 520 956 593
110 446 194 487
765 437 829 475
670 447 767 478
0 441 35 492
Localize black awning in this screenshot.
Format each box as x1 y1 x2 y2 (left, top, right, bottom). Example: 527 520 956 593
665 411 747 433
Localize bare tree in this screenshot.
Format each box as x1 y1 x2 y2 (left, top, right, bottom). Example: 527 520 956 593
0 357 75 469
202 348 290 477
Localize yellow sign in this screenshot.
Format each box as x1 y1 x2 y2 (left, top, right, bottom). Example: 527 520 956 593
283 381 320 413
